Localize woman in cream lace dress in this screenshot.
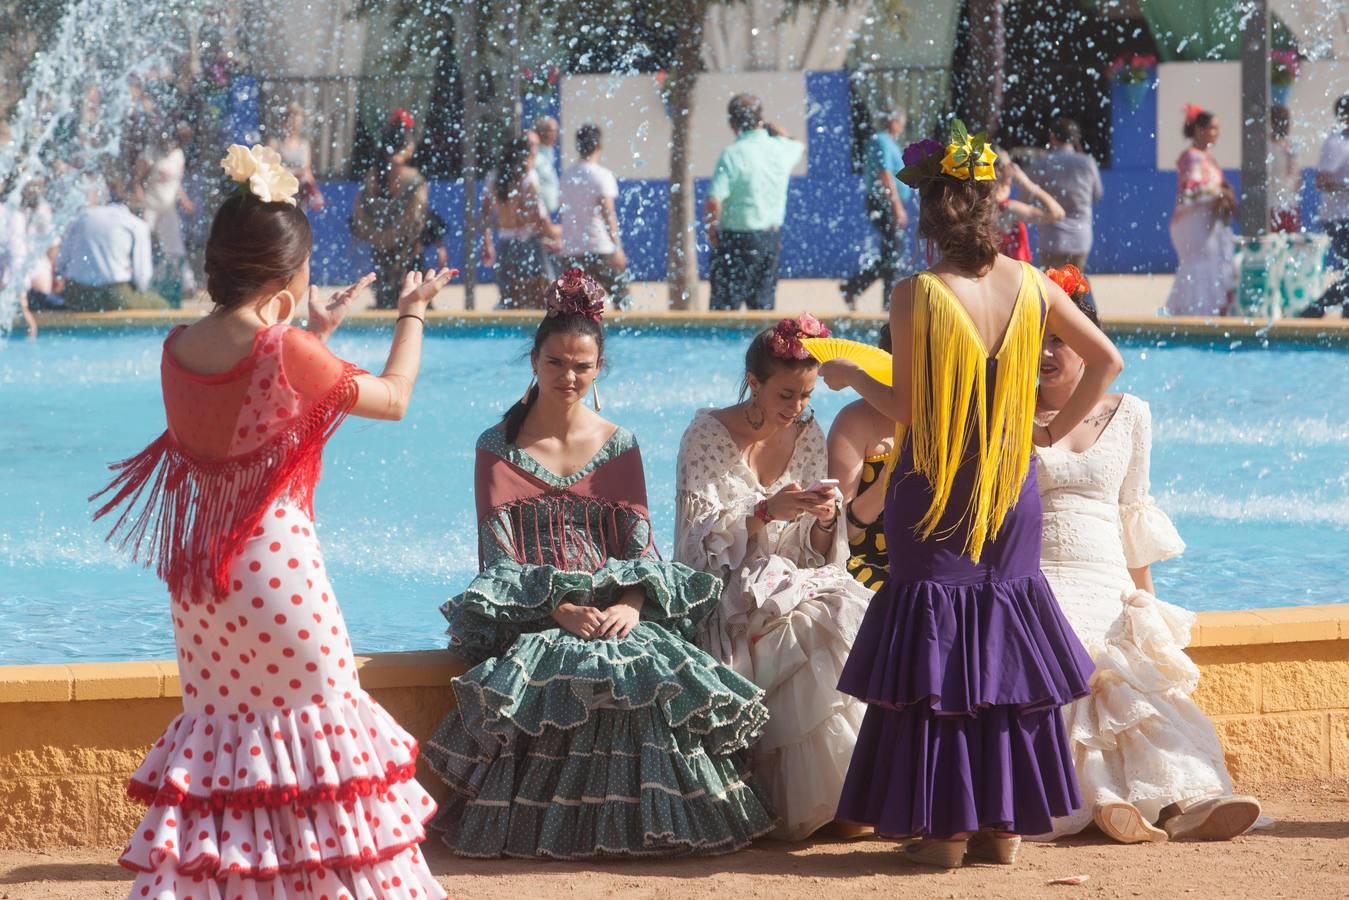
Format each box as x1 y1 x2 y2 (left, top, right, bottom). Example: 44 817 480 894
675 315 873 841
1034 292 1260 843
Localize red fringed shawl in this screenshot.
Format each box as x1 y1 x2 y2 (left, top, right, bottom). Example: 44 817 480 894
475 441 655 570
91 325 362 604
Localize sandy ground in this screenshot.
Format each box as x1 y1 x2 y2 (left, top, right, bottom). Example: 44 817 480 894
2 780 1346 899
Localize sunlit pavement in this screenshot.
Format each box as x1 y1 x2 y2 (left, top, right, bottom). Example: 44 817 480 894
0 781 1345 899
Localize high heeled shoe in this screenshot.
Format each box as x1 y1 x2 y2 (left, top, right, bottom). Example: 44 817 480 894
901 837 968 869
966 830 1021 865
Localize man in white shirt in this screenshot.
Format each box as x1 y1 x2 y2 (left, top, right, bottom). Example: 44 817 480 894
532 116 561 216
1300 94 1349 317
57 175 166 311
559 123 628 306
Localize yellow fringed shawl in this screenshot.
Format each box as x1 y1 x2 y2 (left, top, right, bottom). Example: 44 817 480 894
887 262 1046 562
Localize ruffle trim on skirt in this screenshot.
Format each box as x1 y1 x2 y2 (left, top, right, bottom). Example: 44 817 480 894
836 701 1081 839
119 692 444 897
837 573 1094 715
453 622 769 757
1032 589 1232 840
127 849 444 899
123 698 421 813
424 705 775 859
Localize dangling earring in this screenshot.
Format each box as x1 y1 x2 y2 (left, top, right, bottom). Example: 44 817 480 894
520 375 536 404
797 406 815 425
744 394 766 430
591 382 603 412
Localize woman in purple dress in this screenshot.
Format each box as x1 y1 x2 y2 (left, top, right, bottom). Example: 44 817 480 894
820 124 1124 868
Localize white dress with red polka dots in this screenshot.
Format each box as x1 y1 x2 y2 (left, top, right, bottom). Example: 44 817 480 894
96 325 445 899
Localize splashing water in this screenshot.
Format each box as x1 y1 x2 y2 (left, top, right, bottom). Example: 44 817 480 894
0 0 199 333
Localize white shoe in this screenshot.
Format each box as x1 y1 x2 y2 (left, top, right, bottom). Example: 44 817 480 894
1094 802 1168 844
1163 796 1262 841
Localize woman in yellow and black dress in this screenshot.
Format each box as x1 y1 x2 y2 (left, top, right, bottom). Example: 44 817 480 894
827 325 895 591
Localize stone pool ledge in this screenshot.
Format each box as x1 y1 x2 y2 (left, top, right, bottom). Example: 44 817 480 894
22 308 1349 344
2 605 1347 850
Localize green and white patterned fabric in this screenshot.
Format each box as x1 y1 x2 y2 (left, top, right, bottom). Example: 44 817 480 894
424 425 775 858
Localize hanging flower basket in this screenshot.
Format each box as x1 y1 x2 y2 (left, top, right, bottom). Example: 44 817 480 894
1107 54 1157 110
1270 50 1299 106
1124 79 1151 111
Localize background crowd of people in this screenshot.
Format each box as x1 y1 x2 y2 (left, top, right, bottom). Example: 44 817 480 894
6 88 1349 332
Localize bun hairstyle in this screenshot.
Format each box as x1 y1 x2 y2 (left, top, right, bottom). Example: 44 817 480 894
204 190 312 310
1182 106 1215 139
917 177 1000 275
877 323 893 353
739 313 828 400
502 270 608 444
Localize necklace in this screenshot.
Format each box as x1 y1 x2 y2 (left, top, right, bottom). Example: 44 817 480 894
1036 405 1116 430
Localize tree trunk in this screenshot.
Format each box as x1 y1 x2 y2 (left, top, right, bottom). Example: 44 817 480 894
963 0 1005 136
665 1 704 311
458 4 479 309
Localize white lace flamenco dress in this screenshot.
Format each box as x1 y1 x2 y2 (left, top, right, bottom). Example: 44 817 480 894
1032 394 1235 839
674 409 872 840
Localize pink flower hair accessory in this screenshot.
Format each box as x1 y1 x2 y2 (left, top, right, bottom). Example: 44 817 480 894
768 312 830 360
544 268 606 323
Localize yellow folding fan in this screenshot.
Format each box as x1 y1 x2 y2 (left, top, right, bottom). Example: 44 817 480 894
800 337 893 386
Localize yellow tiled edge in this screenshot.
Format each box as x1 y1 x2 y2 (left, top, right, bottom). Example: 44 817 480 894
1189 604 1348 648
0 607 1343 701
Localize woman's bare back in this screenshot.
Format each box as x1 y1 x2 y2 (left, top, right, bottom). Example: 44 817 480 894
926 254 1029 355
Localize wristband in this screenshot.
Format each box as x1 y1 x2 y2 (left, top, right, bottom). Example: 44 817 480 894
845 502 873 531
753 498 772 524
396 314 425 326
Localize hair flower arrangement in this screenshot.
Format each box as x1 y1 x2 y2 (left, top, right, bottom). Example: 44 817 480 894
897 119 995 188
1044 264 1090 301
220 144 300 205
545 268 606 323
770 312 830 360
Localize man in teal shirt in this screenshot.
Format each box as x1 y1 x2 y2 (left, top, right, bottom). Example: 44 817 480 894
703 94 804 309
842 108 912 309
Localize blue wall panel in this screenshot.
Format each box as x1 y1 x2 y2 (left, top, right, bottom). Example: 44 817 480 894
308 67 1303 288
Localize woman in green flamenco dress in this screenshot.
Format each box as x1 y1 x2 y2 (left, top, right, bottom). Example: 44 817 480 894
423 270 775 858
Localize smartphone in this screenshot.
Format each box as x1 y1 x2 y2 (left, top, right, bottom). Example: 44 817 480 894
807 479 839 494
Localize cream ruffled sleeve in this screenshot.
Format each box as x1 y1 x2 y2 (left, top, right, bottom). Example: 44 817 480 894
1118 397 1186 569
674 412 757 575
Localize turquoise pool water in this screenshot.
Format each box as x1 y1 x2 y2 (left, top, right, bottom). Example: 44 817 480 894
2 326 1346 664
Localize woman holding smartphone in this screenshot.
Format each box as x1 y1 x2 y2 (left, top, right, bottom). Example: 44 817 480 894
674 314 874 841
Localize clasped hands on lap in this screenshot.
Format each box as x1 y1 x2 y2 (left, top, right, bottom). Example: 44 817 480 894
552 587 645 640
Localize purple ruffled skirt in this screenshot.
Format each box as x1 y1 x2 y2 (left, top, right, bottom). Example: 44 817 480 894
836 449 1094 839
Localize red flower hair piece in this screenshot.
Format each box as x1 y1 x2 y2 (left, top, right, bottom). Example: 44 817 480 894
1183 103 1206 126
1045 264 1090 301
545 268 606 323
768 312 830 361
389 108 415 129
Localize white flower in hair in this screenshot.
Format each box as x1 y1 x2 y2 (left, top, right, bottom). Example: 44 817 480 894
219 143 300 206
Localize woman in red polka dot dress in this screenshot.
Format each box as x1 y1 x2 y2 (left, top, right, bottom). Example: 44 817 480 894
92 145 455 899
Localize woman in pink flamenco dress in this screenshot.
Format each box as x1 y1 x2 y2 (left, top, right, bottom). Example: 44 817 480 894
92 145 456 899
